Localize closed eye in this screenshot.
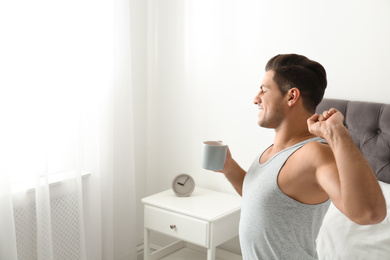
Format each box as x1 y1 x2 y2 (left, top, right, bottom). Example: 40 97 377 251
260 86 266 94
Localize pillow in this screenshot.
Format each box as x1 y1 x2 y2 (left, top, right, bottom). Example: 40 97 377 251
317 181 390 260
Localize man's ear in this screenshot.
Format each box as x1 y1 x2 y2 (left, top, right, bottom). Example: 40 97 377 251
287 88 301 107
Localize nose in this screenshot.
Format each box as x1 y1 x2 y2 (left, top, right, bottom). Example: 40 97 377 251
253 91 262 105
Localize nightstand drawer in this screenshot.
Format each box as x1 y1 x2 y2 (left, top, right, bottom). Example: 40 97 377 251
145 205 209 247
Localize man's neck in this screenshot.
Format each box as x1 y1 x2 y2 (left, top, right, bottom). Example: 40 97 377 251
272 116 316 152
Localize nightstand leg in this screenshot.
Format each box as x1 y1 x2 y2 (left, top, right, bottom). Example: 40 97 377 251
144 228 151 260
207 247 216 260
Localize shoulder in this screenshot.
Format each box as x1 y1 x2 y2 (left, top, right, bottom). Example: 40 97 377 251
286 139 335 172
303 140 333 158
299 140 336 168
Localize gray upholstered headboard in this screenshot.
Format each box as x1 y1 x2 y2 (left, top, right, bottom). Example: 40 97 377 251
316 98 390 184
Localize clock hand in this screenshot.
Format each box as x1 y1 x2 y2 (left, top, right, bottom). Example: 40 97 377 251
177 177 189 186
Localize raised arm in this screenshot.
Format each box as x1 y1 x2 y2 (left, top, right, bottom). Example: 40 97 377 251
219 147 246 196
308 108 387 225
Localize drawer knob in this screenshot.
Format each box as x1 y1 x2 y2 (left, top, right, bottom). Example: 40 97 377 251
170 225 176 229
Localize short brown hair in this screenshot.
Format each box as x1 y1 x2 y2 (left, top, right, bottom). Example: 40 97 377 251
265 54 327 113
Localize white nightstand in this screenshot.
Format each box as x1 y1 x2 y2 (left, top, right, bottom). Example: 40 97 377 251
142 187 242 260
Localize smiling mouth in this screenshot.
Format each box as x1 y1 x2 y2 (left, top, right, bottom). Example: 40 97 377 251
258 108 263 117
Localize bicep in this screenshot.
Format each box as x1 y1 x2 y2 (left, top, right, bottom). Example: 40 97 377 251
315 147 344 212
313 142 386 224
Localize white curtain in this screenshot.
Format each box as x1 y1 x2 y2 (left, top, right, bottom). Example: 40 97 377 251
0 0 137 259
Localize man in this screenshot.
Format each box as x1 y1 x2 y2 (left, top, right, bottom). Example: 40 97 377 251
220 54 386 259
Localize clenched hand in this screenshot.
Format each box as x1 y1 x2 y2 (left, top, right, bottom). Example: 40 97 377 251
307 108 345 139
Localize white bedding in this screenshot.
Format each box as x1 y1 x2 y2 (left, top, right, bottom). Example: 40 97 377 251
317 181 390 260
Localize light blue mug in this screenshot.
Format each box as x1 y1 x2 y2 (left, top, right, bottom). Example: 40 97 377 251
201 141 227 171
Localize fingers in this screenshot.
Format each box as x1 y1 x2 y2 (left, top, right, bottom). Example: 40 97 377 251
307 113 319 126
319 108 340 121
322 110 332 120
307 108 340 125
328 108 339 115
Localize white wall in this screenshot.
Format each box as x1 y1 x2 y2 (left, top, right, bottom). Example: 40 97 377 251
140 0 390 251
145 0 390 193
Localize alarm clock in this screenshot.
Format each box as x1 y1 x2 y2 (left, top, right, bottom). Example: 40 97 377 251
172 173 195 197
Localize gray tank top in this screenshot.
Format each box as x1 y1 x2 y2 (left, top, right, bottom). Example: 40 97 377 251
239 137 330 260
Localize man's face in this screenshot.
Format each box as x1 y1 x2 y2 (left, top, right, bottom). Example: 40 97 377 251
253 70 286 128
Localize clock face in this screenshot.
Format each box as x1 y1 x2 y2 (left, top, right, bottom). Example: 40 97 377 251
172 174 195 197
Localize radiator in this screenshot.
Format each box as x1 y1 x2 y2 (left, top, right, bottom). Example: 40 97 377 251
13 192 82 260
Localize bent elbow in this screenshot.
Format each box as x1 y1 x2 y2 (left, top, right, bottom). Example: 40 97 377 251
368 207 387 224
352 207 387 225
